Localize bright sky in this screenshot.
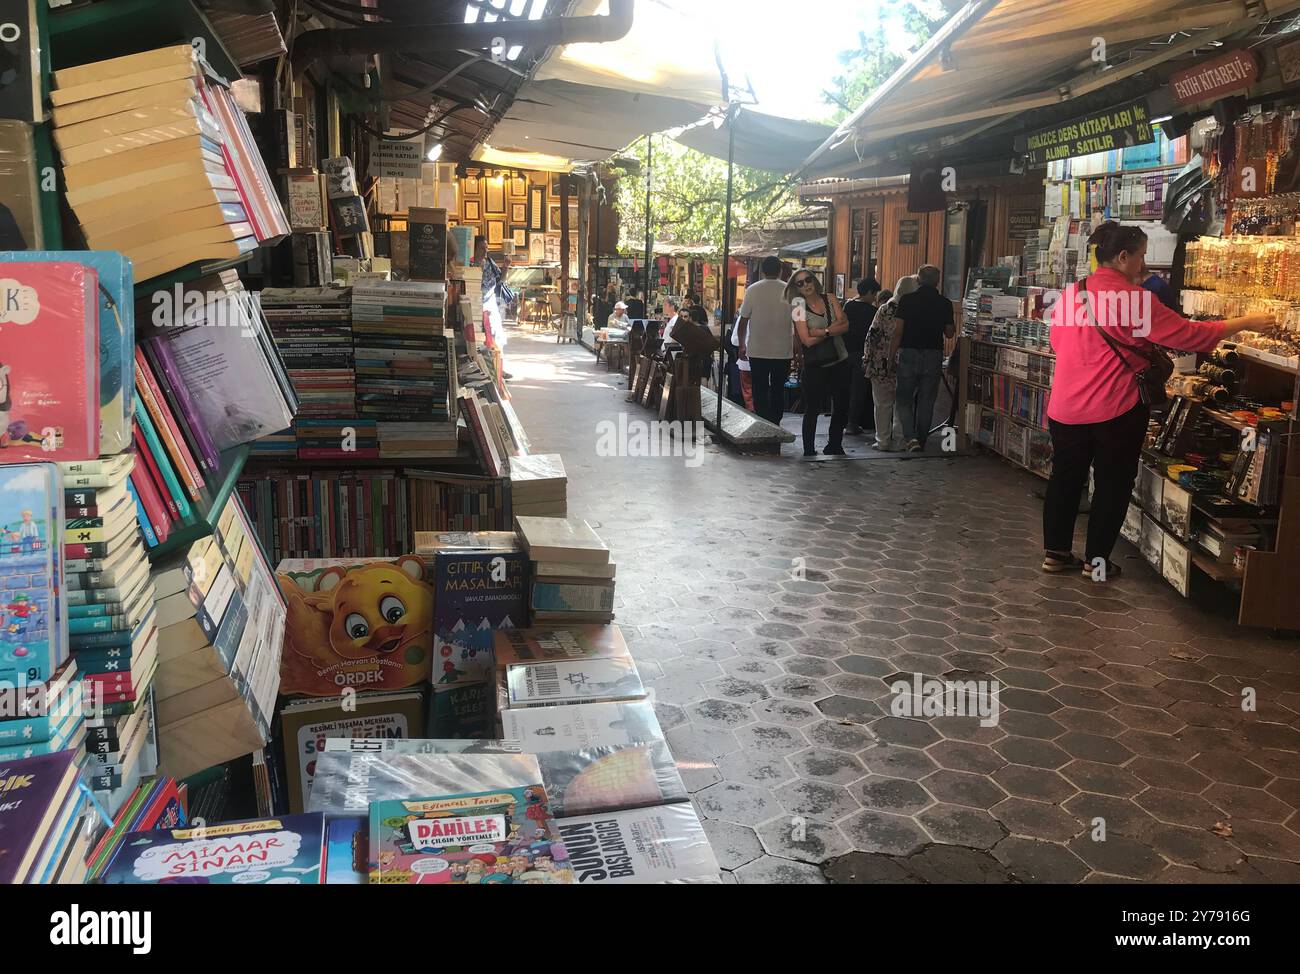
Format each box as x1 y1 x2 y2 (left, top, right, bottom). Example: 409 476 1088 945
698 0 934 122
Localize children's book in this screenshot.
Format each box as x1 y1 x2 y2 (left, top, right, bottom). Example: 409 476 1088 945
0 463 66 682
275 556 434 696
0 251 134 454
97 813 326 884
505 657 646 708
0 262 100 461
557 804 722 884
323 816 367 884
369 785 572 884
0 749 81 884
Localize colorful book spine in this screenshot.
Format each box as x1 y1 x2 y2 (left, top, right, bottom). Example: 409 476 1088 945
144 337 220 472
127 468 169 546
132 403 192 521
134 350 203 500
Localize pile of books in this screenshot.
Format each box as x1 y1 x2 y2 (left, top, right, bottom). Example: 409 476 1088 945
84 776 186 881
352 281 449 423
260 287 356 420
51 44 288 283
459 389 517 477
0 750 96 885
408 471 513 533
509 453 567 517
59 456 161 810
516 515 616 624
150 494 284 781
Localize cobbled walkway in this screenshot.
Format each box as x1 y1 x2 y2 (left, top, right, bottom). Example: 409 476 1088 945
505 331 1300 884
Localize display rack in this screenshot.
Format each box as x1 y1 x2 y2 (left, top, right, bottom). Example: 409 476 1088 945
146 444 251 561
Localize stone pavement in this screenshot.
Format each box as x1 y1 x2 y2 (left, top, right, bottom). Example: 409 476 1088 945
503 331 1300 884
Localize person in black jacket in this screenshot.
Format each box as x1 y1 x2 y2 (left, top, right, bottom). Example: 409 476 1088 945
844 278 881 435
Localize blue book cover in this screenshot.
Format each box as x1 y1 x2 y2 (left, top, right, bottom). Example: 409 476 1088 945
0 681 82 747
431 540 527 686
125 478 158 548
0 464 66 682
323 816 367 885
98 813 326 884
0 251 134 453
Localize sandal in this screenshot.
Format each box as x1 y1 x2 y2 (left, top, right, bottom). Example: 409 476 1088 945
1042 550 1081 573
1081 558 1121 581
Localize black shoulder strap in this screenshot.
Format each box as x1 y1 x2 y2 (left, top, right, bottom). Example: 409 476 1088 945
1079 277 1141 374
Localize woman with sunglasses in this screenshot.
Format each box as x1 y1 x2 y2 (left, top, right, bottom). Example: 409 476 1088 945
786 271 851 457
1043 221 1274 581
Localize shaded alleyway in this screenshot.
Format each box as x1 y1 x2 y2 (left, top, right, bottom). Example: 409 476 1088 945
504 331 1300 884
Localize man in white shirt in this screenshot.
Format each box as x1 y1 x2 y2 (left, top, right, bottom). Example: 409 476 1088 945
660 296 681 346
737 256 792 424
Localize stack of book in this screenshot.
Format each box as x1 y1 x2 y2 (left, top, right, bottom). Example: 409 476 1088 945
84 776 186 881
0 750 95 885
59 456 160 807
458 389 516 477
377 418 459 460
0 661 82 768
509 454 567 517
352 281 449 423
50 44 288 283
0 464 68 692
150 493 284 780
515 515 616 624
260 287 356 421
407 471 512 533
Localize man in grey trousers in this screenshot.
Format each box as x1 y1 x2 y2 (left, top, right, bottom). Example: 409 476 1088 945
888 264 954 452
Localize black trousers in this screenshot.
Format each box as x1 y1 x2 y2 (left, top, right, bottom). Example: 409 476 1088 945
1043 401 1149 562
749 357 790 426
801 358 851 453
847 361 874 430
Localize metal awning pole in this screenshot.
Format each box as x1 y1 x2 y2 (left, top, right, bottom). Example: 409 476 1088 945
643 133 653 313
717 103 737 436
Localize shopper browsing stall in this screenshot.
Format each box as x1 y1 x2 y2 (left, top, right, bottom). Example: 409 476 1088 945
864 276 916 452
888 264 953 452
738 256 794 426
1042 221 1275 580
789 271 851 457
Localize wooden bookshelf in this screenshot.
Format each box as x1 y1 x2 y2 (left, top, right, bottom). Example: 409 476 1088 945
133 252 258 299
147 443 251 561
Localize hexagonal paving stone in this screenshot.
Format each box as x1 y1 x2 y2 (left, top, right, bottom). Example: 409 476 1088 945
990 797 1083 842
922 769 1008 809
1225 819 1300 860
1203 783 1294 823
1000 688 1063 714
1134 788 1224 829
686 698 755 729
1127 757 1211 794
1190 750 1274 787
716 750 798 788
806 719 877 752
664 723 740 764
774 778 861 821
839 809 930 856
701 677 771 706
815 694 883 723
822 852 924 884
1148 826 1244 873
733 855 828 884
927 740 1007 775
1059 760 1146 798
750 697 821 727
994 736 1071 769
870 716 942 748
1055 731 1133 765
787 747 866 785
757 817 850 864
733 722 808 757
694 781 778 827
652 701 688 732
722 657 785 682
857 775 932 816
918 803 1007 850
766 674 830 701
900 844 1016 883
1062 793 1160 841
992 837 1090 883
837 654 897 678
700 818 764 871
824 673 890 699
859 744 940 781
782 656 840 679
991 765 1078 804
1067 834 1166 880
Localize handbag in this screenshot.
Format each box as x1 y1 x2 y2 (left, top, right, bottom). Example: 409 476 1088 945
802 295 849 367
1080 277 1174 406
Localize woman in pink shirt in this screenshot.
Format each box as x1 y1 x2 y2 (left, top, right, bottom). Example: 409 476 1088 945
1042 221 1274 580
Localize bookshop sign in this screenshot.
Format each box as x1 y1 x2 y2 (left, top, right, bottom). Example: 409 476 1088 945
1168 50 1257 107
1017 99 1153 166
370 139 423 179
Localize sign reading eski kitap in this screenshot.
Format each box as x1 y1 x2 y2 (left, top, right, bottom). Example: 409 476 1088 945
1017 99 1153 166
370 139 423 179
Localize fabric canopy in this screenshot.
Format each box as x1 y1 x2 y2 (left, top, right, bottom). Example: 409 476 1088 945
779 237 827 257
486 79 710 164
675 107 834 173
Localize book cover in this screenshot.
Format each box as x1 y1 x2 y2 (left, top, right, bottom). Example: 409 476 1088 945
0 0 39 123
430 535 527 686
0 251 134 455
0 122 41 251
530 581 616 614
0 749 81 884
97 813 326 884
515 515 610 565
407 207 447 282
276 556 434 697
369 785 572 884
306 750 543 819
505 657 645 708
493 625 631 668
500 700 664 751
277 689 427 813
0 463 65 683
0 262 100 461
557 804 722 884
323 815 367 884
532 742 686 818
142 336 221 472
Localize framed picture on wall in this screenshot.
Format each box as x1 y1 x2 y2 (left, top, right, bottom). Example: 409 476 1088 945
463 175 480 195
485 178 506 215
512 226 527 247
511 176 527 198
550 173 561 197
487 220 505 245
512 202 527 223
529 233 546 263
548 203 563 231
528 185 546 231
463 199 481 221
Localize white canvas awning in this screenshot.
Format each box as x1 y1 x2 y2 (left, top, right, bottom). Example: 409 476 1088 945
676 107 834 173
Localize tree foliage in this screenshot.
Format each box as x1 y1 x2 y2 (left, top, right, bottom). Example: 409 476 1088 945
611 134 803 253
822 1 946 123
